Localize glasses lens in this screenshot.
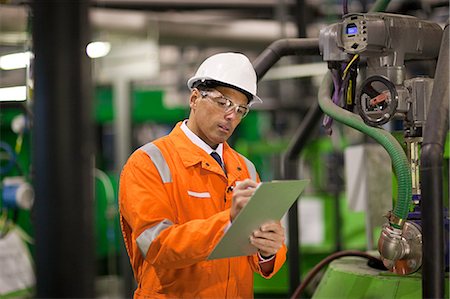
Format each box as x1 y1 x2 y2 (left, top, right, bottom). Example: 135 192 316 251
215 96 230 107
201 89 249 118
237 106 249 118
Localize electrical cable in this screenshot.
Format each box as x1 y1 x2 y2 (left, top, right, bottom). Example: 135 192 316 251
323 53 358 134
322 67 342 134
290 250 381 299
341 54 359 80
343 0 349 15
344 56 358 112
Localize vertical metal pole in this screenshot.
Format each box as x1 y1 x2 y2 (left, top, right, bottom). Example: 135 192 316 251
421 24 448 299
285 160 300 296
113 78 135 297
113 78 131 172
32 1 95 297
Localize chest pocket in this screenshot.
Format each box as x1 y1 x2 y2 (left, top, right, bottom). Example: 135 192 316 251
184 191 215 220
187 190 211 198
182 168 225 220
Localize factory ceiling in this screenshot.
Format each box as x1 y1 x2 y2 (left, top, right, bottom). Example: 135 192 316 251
0 0 448 91
1 0 448 52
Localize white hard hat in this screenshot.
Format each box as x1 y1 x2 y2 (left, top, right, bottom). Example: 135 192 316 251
187 52 262 105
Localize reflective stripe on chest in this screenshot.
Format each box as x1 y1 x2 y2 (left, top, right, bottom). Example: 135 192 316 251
140 142 258 184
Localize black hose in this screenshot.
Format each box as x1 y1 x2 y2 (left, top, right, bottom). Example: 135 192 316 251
420 23 449 299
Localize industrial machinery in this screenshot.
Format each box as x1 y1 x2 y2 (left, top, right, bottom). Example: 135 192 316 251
0 106 36 297
253 7 448 299
316 11 448 298
319 11 445 275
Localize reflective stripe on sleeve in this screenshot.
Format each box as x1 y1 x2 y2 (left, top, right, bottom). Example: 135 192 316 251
136 219 173 258
238 154 257 181
140 143 172 183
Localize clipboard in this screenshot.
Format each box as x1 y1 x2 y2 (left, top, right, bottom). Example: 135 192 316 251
207 179 309 260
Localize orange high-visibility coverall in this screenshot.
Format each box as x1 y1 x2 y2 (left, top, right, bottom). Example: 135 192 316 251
119 122 287 298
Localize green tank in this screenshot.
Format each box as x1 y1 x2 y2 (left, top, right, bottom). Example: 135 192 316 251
313 256 449 298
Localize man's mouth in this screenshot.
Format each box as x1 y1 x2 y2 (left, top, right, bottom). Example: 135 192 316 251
218 124 230 132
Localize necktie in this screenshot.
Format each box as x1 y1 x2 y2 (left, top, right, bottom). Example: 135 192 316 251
211 151 226 174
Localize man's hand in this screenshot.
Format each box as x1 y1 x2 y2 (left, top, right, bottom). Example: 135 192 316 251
249 221 285 257
230 179 258 222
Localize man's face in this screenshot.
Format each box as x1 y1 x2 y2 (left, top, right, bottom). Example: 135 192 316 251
188 85 249 148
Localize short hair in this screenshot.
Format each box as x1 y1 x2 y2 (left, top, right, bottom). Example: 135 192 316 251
192 80 252 104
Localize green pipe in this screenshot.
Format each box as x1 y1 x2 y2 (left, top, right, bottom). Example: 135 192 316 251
318 72 412 229
369 0 391 12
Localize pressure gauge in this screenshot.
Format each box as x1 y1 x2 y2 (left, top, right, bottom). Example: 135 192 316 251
356 75 398 126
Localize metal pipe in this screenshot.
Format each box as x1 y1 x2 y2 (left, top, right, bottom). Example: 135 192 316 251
253 38 319 80
32 1 95 297
283 101 322 295
294 0 307 38
253 37 321 296
420 23 449 299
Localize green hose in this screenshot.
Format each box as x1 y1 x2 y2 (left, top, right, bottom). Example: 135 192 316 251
318 72 412 229
369 0 391 13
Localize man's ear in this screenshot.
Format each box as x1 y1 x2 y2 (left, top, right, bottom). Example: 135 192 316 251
189 88 200 109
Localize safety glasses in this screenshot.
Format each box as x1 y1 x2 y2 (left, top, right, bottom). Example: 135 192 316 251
199 89 250 119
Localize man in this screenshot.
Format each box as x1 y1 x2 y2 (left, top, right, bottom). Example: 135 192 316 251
119 52 287 298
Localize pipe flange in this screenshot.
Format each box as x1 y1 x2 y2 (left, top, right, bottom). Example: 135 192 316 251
381 221 422 275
